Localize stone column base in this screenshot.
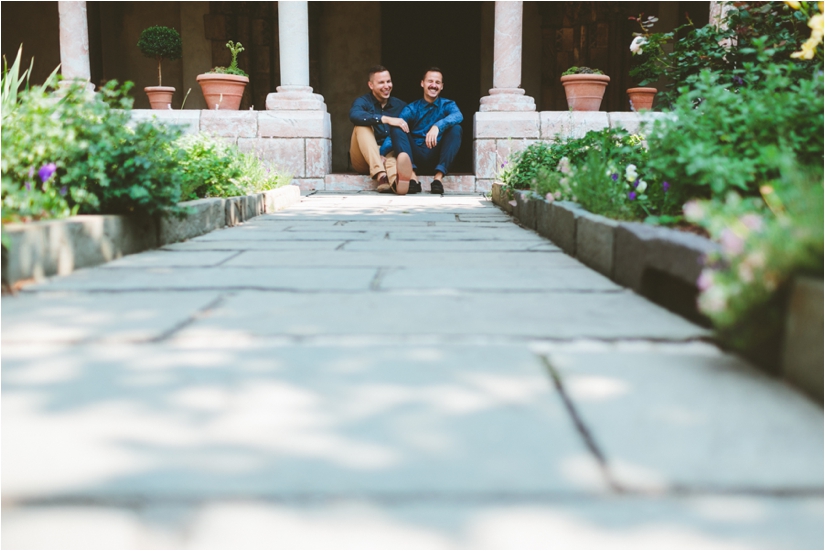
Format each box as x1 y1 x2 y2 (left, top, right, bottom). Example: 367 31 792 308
479 88 535 112
266 85 327 111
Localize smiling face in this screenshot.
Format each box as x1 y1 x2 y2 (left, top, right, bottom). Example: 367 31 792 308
420 71 443 103
368 70 393 103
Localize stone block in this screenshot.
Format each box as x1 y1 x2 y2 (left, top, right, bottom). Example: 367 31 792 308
474 111 540 139
613 223 663 292
225 197 243 227
474 139 497 179
514 191 538 230
129 110 200 135
324 174 375 191
418 175 476 193
263 185 301 212
306 138 332 178
540 111 610 140
200 110 257 138
496 139 537 168
2 215 158 286
608 111 669 136
535 199 553 239
238 138 305 178
258 110 331 138
782 277 824 402
292 178 323 192
491 183 513 213
576 211 619 277
475 179 494 193
159 198 226 245
548 201 583 255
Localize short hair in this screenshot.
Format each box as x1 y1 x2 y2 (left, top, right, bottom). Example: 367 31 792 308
368 65 389 79
422 67 443 81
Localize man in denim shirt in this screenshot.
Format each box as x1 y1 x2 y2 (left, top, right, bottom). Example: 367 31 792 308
389 67 463 194
349 66 408 192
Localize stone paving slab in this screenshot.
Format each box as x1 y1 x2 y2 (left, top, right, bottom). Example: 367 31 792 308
173 291 708 343
544 350 824 491
380 267 621 292
161 240 344 252
21 267 377 292
98 250 240 269
223 251 582 269
1 292 221 344
2 344 605 500
343 240 560 252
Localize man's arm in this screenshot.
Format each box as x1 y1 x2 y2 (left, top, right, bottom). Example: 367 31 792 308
434 100 463 134
349 96 381 126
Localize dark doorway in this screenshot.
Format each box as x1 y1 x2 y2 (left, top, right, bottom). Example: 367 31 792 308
381 2 481 174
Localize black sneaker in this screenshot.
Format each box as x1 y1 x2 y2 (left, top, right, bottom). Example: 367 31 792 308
408 180 422 194
430 179 444 194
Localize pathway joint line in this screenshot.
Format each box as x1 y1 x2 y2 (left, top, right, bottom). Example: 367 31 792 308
146 293 229 343
539 354 624 494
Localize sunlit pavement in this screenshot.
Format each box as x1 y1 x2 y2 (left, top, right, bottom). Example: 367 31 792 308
2 193 822 549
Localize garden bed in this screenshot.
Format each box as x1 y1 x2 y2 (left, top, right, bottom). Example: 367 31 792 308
493 183 823 403
2 185 300 289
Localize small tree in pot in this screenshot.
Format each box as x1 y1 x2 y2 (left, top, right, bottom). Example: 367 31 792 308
137 25 182 109
197 41 249 110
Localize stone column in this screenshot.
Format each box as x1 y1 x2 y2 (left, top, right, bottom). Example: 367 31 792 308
58 1 94 91
479 1 534 112
708 1 734 30
266 1 326 111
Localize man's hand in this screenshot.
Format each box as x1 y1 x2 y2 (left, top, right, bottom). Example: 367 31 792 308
425 125 439 149
381 116 409 133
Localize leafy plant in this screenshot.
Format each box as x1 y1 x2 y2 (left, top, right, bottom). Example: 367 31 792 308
628 15 674 86
645 66 824 200
561 66 605 76
137 26 182 87
208 41 248 77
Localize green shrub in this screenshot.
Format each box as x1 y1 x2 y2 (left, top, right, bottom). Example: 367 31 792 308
175 133 290 200
645 67 824 201
137 26 183 87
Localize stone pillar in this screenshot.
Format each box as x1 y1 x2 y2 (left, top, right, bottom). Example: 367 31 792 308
479 1 535 112
708 1 734 30
58 1 94 91
266 1 326 111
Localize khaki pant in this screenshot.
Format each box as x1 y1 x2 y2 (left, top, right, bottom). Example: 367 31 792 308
350 126 397 184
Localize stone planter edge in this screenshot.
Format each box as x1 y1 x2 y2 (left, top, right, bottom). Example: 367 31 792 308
2 185 301 287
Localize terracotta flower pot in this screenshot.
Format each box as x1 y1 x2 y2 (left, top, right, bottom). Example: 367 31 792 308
144 86 175 110
197 73 249 110
627 87 658 111
560 74 610 111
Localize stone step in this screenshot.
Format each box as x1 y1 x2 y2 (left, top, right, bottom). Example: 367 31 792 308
322 173 482 193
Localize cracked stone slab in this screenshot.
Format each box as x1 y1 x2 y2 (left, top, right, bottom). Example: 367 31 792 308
20 267 377 292
174 291 709 343
1 343 605 500
99 250 240 269
223 251 581 269
544 350 824 491
1 291 222 344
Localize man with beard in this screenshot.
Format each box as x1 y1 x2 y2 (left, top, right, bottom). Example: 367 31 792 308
389 67 463 195
348 66 409 193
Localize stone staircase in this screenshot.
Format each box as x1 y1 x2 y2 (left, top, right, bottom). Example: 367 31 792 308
314 173 486 193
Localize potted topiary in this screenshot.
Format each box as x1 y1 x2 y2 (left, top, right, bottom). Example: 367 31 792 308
197 41 249 110
137 26 182 109
560 67 610 111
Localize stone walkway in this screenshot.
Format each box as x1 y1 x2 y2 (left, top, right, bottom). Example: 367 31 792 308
2 193 822 549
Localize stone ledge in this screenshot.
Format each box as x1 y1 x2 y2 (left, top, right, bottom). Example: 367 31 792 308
474 112 540 139
2 185 301 287
781 277 824 403
129 110 200 135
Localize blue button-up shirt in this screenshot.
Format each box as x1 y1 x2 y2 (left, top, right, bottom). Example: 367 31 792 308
400 97 463 148
349 93 407 156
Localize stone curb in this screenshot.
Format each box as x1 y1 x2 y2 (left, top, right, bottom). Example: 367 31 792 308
492 182 822 402
2 185 301 286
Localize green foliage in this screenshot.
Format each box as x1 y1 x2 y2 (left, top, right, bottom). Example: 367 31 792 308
175 133 289 200
137 26 183 61
686 162 823 336
208 41 248 77
561 66 605 76
655 2 822 105
628 15 675 86
645 67 824 201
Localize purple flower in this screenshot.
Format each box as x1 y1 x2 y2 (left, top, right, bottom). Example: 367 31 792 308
732 75 744 86
38 163 57 183
59 186 68 196
628 191 637 201
611 173 619 181
25 181 32 191
632 179 640 188
662 181 670 192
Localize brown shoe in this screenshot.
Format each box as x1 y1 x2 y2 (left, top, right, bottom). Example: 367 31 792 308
375 173 390 193
395 153 411 195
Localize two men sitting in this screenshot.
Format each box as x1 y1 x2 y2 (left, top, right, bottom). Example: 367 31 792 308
349 66 463 195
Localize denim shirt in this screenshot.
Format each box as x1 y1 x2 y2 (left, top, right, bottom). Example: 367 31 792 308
399 97 463 148
349 93 407 156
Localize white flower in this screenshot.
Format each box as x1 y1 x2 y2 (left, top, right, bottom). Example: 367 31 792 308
625 164 638 182
683 201 705 221
546 193 555 203
630 36 648 54
636 180 648 194
557 156 571 175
